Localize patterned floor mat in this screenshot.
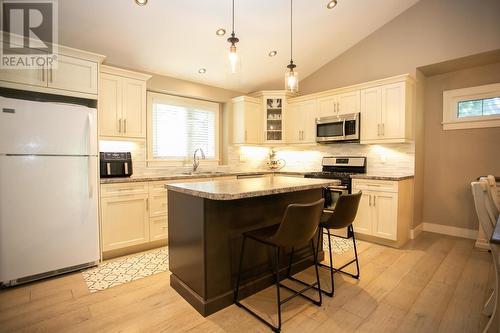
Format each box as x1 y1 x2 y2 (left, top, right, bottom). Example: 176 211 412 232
82 247 168 292
324 235 355 254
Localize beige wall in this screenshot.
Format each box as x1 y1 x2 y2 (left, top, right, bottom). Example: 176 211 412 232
422 62 500 230
300 0 500 94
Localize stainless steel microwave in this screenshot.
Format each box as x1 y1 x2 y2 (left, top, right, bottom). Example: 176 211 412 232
316 113 360 143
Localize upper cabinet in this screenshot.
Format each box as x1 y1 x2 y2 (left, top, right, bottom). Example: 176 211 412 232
0 43 104 99
360 79 414 144
232 96 263 144
317 90 360 118
263 95 285 143
99 65 151 139
286 99 317 144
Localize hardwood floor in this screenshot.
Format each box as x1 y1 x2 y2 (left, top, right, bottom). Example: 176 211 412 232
0 232 493 333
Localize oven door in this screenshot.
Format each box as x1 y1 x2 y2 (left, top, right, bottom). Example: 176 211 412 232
324 185 351 238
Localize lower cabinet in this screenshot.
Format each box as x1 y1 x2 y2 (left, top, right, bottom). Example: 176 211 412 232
100 183 150 252
352 178 413 246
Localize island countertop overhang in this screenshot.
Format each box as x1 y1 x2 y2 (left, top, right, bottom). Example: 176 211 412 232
166 176 341 200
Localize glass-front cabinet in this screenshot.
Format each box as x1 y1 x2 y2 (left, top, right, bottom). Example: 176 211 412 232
265 97 283 142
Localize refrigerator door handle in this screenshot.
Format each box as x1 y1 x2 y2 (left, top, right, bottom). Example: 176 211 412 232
87 113 93 198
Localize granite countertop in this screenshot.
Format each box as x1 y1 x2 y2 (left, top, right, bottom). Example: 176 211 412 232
166 176 340 200
350 173 414 181
99 171 306 184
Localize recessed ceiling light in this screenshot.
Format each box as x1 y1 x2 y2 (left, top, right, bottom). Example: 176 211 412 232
268 50 278 57
135 0 148 6
216 28 226 36
198 68 207 74
327 0 337 9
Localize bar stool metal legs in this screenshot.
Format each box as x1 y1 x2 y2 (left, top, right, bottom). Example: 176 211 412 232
234 235 322 333
316 224 360 297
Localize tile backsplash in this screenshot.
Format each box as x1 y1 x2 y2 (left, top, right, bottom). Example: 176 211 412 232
99 140 414 177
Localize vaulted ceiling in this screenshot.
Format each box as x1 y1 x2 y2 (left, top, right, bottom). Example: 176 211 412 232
59 0 420 93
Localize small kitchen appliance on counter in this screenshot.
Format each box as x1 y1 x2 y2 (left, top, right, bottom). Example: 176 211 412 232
304 156 366 237
100 152 133 178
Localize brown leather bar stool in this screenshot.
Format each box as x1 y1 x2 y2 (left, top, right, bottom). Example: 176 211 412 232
317 191 362 297
234 198 325 333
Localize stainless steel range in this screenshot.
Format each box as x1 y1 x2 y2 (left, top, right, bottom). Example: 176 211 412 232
304 156 366 238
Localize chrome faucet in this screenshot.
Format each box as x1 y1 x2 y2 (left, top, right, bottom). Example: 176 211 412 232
193 148 206 172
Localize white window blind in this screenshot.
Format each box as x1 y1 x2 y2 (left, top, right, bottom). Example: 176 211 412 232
149 93 218 160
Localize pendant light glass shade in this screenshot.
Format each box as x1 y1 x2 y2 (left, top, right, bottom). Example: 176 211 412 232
285 65 299 93
228 38 241 74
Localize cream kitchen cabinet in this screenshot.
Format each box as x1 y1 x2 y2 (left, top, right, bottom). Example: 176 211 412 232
0 43 104 99
286 99 317 144
317 90 360 118
232 96 263 144
100 182 150 252
99 65 151 139
352 178 413 247
360 80 414 144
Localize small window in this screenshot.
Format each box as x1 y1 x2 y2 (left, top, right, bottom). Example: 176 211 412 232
443 83 500 130
147 92 220 165
458 97 500 118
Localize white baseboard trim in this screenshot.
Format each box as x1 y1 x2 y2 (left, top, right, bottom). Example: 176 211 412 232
409 223 423 239
421 222 478 240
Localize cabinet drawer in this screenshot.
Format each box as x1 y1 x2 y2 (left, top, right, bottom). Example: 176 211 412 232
101 182 148 197
352 179 398 193
150 216 168 241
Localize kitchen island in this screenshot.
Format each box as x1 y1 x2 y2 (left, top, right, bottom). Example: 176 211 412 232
166 176 339 316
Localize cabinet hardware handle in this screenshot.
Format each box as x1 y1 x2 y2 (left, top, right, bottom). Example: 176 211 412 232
41 68 45 82
146 198 149 211
49 66 53 83
369 195 372 206
374 196 376 207
381 123 385 136
118 119 122 133
377 124 381 136
124 119 127 133
337 102 340 113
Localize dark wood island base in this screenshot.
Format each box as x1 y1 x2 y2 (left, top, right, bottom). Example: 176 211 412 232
168 187 326 316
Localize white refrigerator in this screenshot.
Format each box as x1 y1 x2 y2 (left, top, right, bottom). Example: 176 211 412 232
0 96 100 286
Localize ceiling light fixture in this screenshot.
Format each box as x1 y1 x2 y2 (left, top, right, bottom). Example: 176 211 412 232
268 50 277 57
216 28 226 36
285 0 298 93
198 68 207 74
135 0 148 6
327 0 337 9
227 0 241 73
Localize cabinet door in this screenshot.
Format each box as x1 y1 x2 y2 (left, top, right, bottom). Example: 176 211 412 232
48 55 98 94
381 82 405 139
244 101 263 144
101 194 150 251
0 66 47 87
150 216 168 241
352 190 373 236
122 78 146 138
337 90 360 115
285 103 301 143
360 87 382 142
372 192 398 240
299 100 318 143
317 96 337 118
99 73 122 137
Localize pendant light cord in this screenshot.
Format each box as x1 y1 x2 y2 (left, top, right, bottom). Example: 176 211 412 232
290 0 293 63
232 0 235 34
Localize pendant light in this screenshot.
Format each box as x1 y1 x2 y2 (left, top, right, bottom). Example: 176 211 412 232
227 0 241 73
285 0 298 92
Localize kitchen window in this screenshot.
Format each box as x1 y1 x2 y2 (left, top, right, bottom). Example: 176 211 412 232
443 83 500 130
147 92 220 166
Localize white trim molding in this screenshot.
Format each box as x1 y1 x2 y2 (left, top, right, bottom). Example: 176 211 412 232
442 82 500 130
409 223 423 240
421 222 478 240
